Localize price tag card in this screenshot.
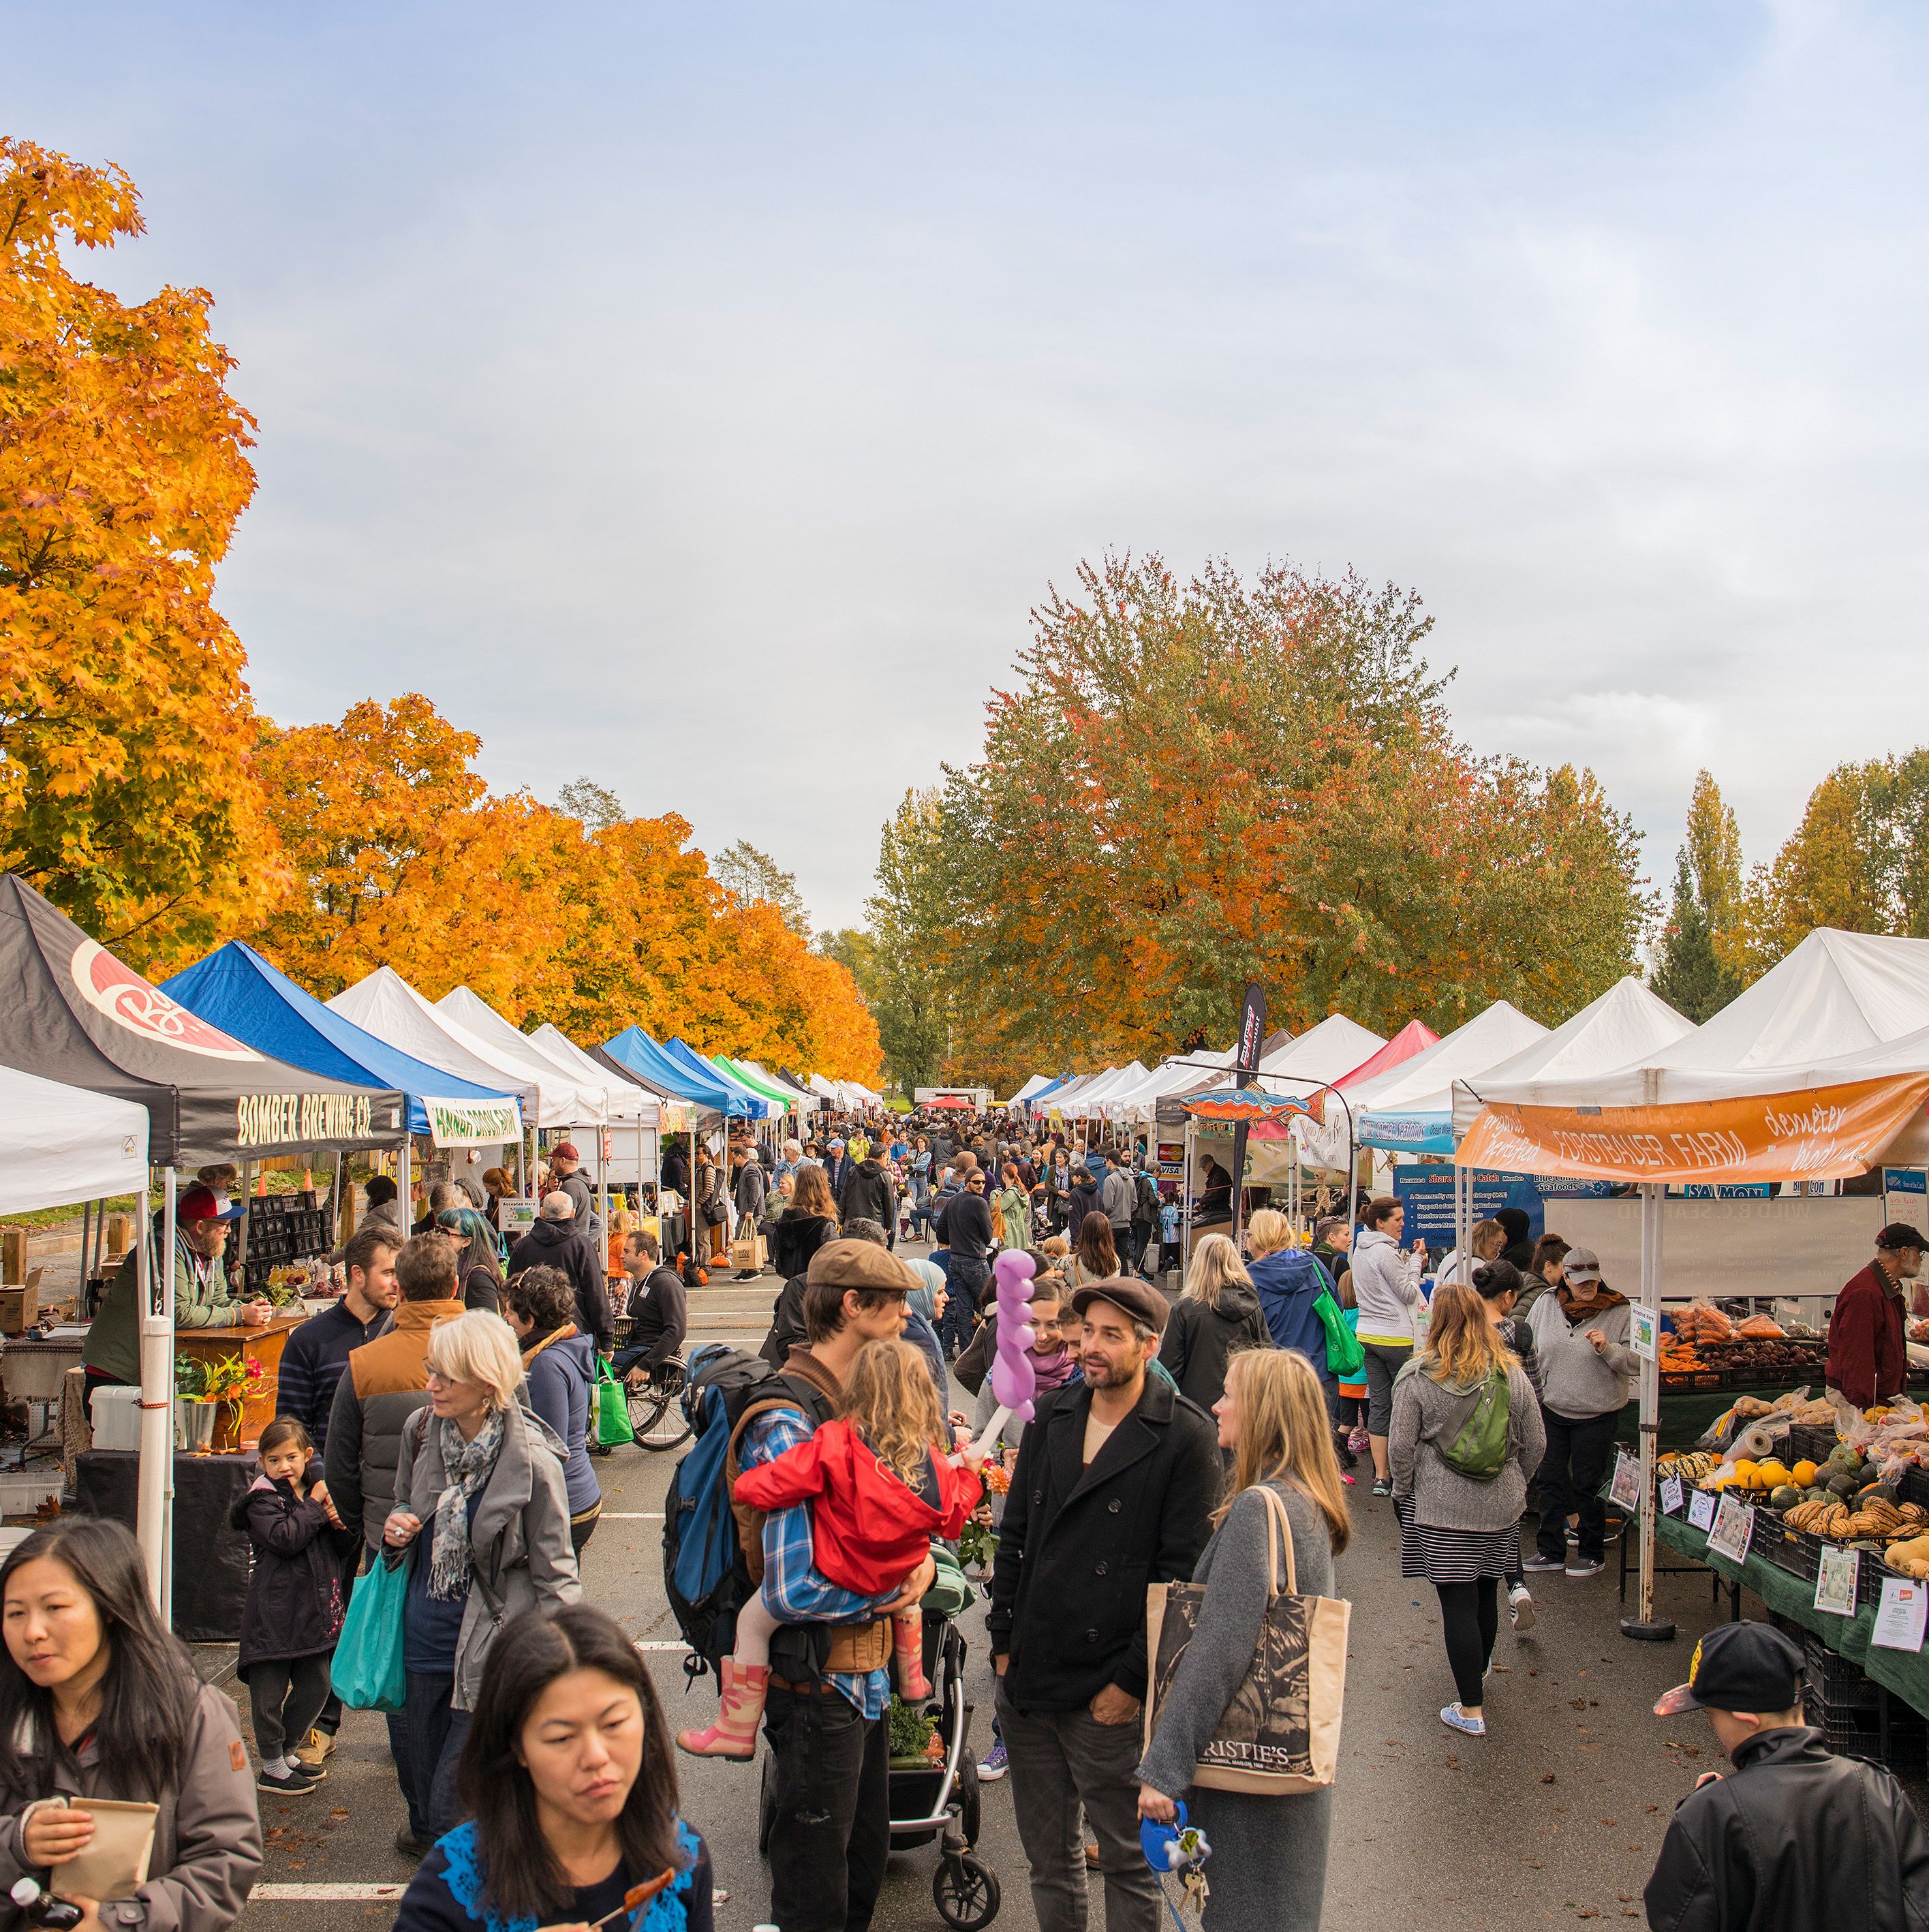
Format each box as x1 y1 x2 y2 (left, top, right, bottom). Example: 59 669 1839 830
1874 1576 1929 1652
1688 1488 1717 1531
1660 1473 1685 1516
1708 1493 1755 1565
1608 1449 1642 1513
1815 1544 1859 1618
1631 1304 1658 1362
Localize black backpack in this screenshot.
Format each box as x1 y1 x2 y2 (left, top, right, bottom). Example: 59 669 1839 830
661 1343 837 1685
1132 1172 1161 1228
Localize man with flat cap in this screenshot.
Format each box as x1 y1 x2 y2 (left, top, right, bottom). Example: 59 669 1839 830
987 1274 1221 1932
1827 1222 1926 1414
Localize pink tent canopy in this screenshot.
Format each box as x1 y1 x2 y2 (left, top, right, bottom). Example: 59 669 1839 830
1331 1019 1440 1091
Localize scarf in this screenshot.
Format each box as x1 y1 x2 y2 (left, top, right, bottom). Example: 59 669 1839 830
1556 1283 1627 1323
429 1407 505 1602
1030 1343 1079 1392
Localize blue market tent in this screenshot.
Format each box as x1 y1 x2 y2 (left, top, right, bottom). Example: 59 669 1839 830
663 1037 776 1118
603 1026 765 1120
164 940 523 1142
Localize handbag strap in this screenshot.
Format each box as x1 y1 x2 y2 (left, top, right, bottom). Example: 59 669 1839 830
1254 1483 1297 1595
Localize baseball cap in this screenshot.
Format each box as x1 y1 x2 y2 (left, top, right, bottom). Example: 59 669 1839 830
829 1135 845 1148
1563 1245 1603 1284
1878 1223 1928 1253
552 1141 581 1163
178 1184 245 1223
1653 1621 1802 1717
1070 1278 1169 1333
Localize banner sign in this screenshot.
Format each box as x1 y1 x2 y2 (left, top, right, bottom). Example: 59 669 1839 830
1235 983 1266 1085
424 1097 523 1149
1457 1075 1929 1186
1392 1167 1544 1248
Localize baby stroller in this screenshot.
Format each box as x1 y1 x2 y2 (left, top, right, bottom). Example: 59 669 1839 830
758 1607 1000 1929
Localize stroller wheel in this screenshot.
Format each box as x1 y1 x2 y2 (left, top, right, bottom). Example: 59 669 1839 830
957 1750 982 1846
757 1751 777 1856
933 1854 1000 1930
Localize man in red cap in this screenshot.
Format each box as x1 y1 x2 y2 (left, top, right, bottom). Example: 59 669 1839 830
1826 1222 1926 1413
82 1184 272 1390
546 1141 601 1247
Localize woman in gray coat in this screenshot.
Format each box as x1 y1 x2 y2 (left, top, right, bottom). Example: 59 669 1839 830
1136 1349 1352 1932
382 1310 582 1844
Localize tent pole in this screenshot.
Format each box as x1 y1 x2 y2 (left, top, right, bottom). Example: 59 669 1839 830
134 1179 166 1614
399 1137 412 1233
1623 1180 1675 1642
79 1199 92 1306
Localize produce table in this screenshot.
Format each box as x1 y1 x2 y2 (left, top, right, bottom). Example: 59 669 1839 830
1652 1508 1929 1719
1616 1384 1795 1454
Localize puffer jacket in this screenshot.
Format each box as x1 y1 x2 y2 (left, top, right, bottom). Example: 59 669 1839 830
1646 1724 1929 1931
1250 1247 1340 1379
0 1681 262 1932
324 1297 465 1548
388 1400 582 1708
1157 1285 1271 1411
839 1159 897 1238
230 1456 345 1668
520 1325 602 1517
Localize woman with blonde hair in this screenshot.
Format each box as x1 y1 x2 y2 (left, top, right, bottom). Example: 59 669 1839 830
1136 1348 1347 1931
382 1309 582 1837
1158 1231 1270 1411
1066 1211 1118 1287
1388 1282 1545 1739
770 1160 839 1280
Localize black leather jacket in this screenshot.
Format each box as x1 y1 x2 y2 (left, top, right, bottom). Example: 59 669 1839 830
1646 1724 1929 1931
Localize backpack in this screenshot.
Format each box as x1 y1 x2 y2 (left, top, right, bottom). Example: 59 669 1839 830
660 1343 835 1682
1132 1173 1160 1229
1436 1370 1513 1482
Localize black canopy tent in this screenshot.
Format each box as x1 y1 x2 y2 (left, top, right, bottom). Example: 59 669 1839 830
0 875 406 1614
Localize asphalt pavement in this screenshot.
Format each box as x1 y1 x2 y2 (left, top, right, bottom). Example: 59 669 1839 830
222 1262 1847 1932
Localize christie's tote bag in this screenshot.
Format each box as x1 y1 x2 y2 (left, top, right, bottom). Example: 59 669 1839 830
1143 1484 1350 1794
330 1550 410 1713
596 1353 636 1448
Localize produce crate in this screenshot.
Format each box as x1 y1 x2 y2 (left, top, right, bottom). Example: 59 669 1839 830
1900 1465 1929 1513
1805 1634 1880 1711
1753 1514 1825 1585
1786 1422 1840 1465
1660 1370 1727 1392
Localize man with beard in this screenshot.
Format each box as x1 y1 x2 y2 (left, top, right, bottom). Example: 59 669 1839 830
987 1278 1219 1932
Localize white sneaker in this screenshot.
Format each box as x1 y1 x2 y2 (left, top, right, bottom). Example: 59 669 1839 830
1509 1584 1535 1631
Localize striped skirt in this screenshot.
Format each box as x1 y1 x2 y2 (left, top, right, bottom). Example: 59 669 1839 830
1395 1494 1519 1584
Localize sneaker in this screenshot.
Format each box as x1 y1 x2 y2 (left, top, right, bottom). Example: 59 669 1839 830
1564 1556 1605 1579
292 1728 336 1771
977 1739 1010 1782
1522 1554 1565 1574
1371 1478 1392 1497
1440 1702 1487 1738
1340 1472 1356 1485
256 1766 319 1796
1347 1425 1370 1456
1508 1584 1536 1631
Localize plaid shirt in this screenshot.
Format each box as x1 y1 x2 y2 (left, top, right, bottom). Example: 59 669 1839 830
739 1406 892 1718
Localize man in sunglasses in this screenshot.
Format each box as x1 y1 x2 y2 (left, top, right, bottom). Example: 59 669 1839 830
934 1153 996 1357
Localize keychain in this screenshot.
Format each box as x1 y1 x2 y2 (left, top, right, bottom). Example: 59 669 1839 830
1139 1800 1212 1927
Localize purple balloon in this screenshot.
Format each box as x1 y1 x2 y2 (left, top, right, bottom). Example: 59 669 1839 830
989 1250 1040 1423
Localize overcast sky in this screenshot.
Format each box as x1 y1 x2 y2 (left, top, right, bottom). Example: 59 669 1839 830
15 1 1929 934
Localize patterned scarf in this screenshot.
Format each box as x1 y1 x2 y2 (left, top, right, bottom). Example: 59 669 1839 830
429 1408 505 1602
1030 1343 1079 1392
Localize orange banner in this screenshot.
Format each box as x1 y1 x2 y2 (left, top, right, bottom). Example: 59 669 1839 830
1457 1075 1929 1186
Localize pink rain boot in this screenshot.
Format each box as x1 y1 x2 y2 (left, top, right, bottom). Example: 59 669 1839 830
893 1613 929 1701
676 1659 768 1760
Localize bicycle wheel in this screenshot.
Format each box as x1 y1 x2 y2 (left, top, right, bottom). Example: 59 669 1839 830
628 1362 693 1452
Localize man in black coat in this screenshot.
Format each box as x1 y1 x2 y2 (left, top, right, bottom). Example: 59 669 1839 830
546 1141 602 1248
820 1135 853 1201
1646 1621 1929 1931
611 1228 688 1380
839 1156 899 1249
507 1192 613 1350
987 1278 1220 1932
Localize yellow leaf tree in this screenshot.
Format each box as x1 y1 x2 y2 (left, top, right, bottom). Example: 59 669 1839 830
0 138 279 971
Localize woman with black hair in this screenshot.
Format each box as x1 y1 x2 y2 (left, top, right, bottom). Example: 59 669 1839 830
437 1207 505 1314
0 1518 262 1932
500 1266 602 1554
394 1604 712 1932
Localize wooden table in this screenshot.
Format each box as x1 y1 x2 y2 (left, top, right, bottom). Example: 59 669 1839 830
176 1315 307 1449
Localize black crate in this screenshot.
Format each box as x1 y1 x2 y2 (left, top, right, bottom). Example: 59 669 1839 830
1754 1514 1824 1584
1787 1423 1839 1466
1819 1709 1924 1770
1805 1636 1880 1710
1898 1465 1929 1512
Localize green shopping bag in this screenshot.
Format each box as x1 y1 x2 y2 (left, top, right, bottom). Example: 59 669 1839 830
330 1552 410 1713
596 1354 635 1448
1313 1291 1365 1381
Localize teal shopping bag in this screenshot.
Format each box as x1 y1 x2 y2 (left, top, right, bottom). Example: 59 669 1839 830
330 1552 410 1713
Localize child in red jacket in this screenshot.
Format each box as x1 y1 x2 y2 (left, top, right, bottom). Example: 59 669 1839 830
678 1337 982 1758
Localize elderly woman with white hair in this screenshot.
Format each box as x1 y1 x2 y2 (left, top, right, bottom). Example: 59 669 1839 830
381 1309 583 1839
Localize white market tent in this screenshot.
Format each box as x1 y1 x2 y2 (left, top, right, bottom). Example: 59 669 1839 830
530 1022 662 1126
1258 1014 1387 1085
1103 1058 1223 1123
329 968 546 1126
734 1059 821 1114
1060 1062 1151 1118
0 1065 149 1215
1347 1000 1549 1153
1449 976 1695 1136
435 987 611 1126
1006 1074 1056 1107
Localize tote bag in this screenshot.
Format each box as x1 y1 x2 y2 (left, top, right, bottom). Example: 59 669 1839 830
596 1353 636 1447
1143 1485 1350 1794
330 1551 410 1713
1312 1291 1365 1381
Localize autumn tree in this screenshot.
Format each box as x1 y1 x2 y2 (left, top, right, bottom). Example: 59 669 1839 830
1652 770 1745 1020
1 138 279 972
556 778 624 831
715 840 811 940
926 553 1648 1080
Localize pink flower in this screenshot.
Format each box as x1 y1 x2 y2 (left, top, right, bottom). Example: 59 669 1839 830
246 1358 264 1379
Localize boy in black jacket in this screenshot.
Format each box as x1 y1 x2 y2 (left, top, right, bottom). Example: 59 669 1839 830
1647 1620 1929 1931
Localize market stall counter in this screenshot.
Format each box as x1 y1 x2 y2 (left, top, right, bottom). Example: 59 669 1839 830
174 1313 307 1447
70 1448 254 1641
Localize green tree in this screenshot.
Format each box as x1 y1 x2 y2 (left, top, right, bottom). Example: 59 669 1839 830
862 791 954 1092
1652 852 1736 1022
1652 771 1746 1019
555 778 623 831
715 839 810 940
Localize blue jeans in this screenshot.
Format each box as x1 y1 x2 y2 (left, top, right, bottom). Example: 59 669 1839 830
939 1257 987 1355
403 1669 471 1841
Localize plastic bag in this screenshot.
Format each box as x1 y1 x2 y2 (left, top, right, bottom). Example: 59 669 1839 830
1672 1300 1735 1343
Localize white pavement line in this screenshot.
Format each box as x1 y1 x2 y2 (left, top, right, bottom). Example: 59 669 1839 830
600 1512 664 1519
635 1640 692 1651
251 1884 406 1901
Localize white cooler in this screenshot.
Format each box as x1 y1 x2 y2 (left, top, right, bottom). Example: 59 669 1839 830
88 1383 143 1452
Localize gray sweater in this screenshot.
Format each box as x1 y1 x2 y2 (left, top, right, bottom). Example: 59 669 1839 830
1388 1360 1545 1532
1137 1480 1333 1799
1529 1292 1638 1420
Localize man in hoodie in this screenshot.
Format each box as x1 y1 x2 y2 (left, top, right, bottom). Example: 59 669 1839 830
1493 1205 1537 1274
839 1147 899 1248
1524 1244 1635 1580
507 1191 613 1351
731 1146 769 1276
1100 1150 1136 1264
546 1142 602 1248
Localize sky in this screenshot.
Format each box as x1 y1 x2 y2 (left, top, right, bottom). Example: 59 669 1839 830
13 1 1929 933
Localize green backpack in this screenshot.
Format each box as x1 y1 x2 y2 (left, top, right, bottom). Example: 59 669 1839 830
1437 1370 1512 1483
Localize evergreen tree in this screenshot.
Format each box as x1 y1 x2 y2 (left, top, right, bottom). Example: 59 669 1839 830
1652 850 1741 1022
